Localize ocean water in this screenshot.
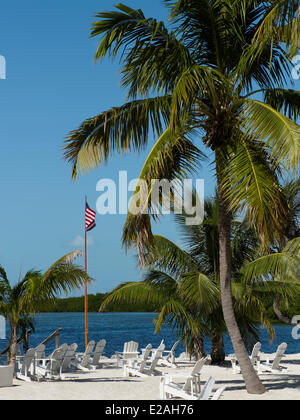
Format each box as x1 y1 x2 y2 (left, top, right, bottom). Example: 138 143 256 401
0 312 299 359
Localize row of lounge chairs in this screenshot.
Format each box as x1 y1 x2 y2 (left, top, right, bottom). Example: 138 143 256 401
1 339 289 400
15 339 107 382
230 342 288 375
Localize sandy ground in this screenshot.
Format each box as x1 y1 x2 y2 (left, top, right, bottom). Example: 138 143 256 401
0 354 300 400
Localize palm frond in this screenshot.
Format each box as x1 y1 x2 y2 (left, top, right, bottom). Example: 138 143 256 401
145 235 199 278
264 89 300 121
64 96 172 178
241 99 300 171
99 279 170 312
221 137 288 244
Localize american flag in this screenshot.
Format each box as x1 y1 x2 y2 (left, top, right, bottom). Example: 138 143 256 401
85 202 96 232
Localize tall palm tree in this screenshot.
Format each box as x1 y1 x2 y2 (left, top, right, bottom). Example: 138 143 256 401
271 179 300 324
100 196 299 364
0 250 90 370
63 1 300 393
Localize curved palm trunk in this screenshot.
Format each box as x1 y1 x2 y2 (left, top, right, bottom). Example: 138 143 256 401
273 299 296 325
210 332 225 365
216 153 266 394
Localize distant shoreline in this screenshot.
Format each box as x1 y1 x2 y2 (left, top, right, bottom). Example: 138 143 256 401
38 293 300 324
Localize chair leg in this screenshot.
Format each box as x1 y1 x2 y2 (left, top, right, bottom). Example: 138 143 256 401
160 377 166 399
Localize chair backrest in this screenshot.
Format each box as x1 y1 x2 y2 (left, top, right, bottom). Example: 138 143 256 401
149 344 165 372
138 344 152 372
46 348 65 374
143 344 152 360
272 342 287 369
182 358 208 392
35 344 46 361
20 348 36 375
61 343 78 370
81 341 95 367
124 341 139 353
91 339 106 365
250 342 261 360
191 357 208 376
166 340 180 362
198 377 215 401
211 386 226 400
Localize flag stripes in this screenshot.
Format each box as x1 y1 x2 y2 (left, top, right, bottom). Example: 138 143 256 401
85 202 96 232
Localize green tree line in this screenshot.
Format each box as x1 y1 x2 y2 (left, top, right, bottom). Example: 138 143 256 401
39 293 158 313
39 292 300 321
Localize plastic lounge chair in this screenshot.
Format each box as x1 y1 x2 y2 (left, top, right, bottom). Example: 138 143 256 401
231 342 261 374
61 343 78 372
115 341 139 367
16 348 37 382
124 343 152 370
160 357 208 399
90 339 106 369
124 344 165 377
71 340 95 371
258 342 288 374
159 340 180 367
35 347 66 381
0 365 14 387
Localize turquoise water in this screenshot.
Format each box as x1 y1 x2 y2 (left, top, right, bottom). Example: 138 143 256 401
0 312 299 358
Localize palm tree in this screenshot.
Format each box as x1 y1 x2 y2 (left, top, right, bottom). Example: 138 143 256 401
0 250 90 370
101 195 297 364
63 1 300 393
271 179 300 324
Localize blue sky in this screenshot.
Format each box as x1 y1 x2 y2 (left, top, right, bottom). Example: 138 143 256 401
0 0 217 295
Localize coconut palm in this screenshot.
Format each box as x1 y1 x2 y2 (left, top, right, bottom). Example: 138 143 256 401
63 1 300 393
101 195 298 364
0 250 90 370
271 179 300 323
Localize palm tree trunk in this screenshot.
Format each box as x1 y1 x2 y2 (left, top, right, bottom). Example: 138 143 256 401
216 152 266 394
273 299 296 325
9 320 18 375
210 332 225 365
193 333 207 359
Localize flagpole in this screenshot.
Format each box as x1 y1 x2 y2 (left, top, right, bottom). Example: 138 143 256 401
84 195 88 348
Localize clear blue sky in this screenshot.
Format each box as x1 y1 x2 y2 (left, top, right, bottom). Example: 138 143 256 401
0 0 217 295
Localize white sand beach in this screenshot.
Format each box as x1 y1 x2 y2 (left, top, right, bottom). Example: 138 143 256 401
0 353 299 400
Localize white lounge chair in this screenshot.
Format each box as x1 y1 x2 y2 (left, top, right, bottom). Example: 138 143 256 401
198 377 226 401
258 342 288 374
0 365 14 387
16 347 37 382
61 343 78 372
71 340 95 371
160 357 208 399
124 344 165 377
231 342 261 374
35 347 66 381
124 343 152 370
90 339 106 369
159 340 180 367
115 341 139 367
